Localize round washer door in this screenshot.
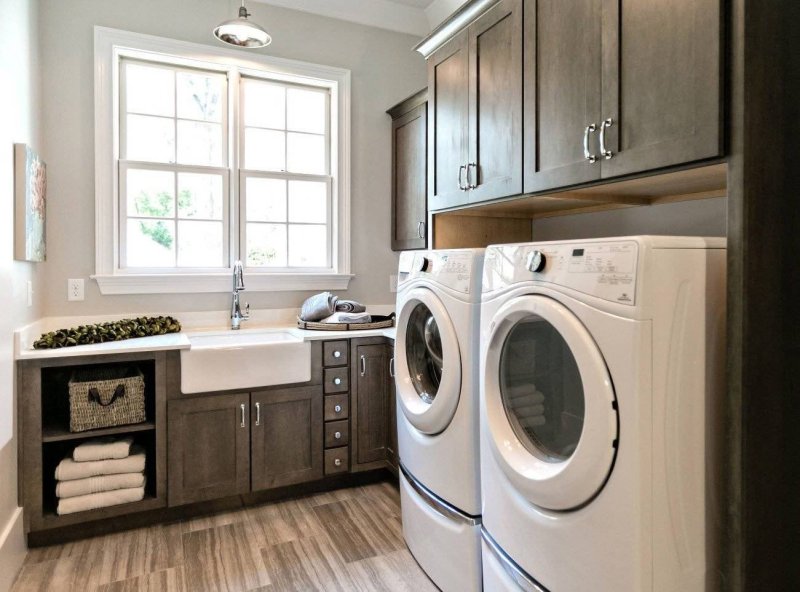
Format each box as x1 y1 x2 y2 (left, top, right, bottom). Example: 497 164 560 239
396 287 462 435
484 295 618 511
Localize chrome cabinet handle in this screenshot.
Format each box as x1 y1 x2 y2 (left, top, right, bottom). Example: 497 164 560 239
334 377 342 385
360 355 366 376
334 431 342 439
333 350 341 358
334 458 342 467
389 357 395 378
334 404 343 413
467 162 477 189
458 164 467 191
255 402 261 426
417 221 425 239
583 123 598 163
240 403 246 428
599 118 614 159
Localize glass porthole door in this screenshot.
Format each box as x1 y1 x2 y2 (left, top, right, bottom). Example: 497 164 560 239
396 287 462 435
484 295 618 511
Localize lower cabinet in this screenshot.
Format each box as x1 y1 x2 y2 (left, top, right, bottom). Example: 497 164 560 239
387 351 398 472
168 387 323 506
351 339 393 471
167 393 251 506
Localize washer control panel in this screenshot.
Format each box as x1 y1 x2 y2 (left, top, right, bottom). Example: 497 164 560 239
483 241 639 305
398 250 483 295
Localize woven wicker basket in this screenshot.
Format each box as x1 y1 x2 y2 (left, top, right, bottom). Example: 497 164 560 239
68 367 146 432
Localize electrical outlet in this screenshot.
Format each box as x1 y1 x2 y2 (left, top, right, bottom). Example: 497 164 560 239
27 281 33 307
389 274 398 293
67 278 85 301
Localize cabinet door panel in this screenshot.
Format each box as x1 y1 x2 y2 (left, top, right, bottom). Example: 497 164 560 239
468 0 523 203
251 386 323 490
392 103 427 251
353 344 390 466
524 0 603 192
600 0 722 177
168 393 250 506
428 32 470 211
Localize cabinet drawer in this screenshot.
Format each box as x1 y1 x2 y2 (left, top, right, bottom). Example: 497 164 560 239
324 447 349 475
323 368 349 394
323 341 349 367
324 394 349 421
324 420 350 448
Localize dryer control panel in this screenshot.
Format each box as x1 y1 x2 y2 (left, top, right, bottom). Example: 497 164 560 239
483 240 639 305
398 250 484 296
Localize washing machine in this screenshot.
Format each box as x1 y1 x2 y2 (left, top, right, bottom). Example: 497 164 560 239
479 236 726 592
395 249 485 592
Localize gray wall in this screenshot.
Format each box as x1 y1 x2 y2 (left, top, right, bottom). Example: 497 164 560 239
39 0 427 316
0 0 43 585
531 197 727 241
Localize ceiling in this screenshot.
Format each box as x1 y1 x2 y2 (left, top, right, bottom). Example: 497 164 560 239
253 0 465 37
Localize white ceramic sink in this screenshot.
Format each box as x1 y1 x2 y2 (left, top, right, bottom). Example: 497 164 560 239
180 330 311 394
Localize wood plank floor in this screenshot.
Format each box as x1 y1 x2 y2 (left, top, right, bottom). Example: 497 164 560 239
11 480 438 592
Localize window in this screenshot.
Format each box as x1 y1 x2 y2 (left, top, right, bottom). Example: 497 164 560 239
94 28 351 294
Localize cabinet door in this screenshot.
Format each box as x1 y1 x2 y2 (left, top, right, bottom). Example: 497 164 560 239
168 393 250 506
467 0 523 203
251 386 323 490
392 102 428 251
600 0 722 177
387 348 399 472
353 343 390 467
428 31 470 211
524 0 603 193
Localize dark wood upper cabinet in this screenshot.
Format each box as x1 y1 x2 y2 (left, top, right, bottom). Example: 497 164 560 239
251 386 323 490
351 340 391 469
599 0 722 177
523 0 603 193
388 90 428 251
467 0 523 203
428 31 471 211
168 393 250 506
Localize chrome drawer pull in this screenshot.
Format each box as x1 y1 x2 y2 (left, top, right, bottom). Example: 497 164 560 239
583 123 598 163
334 377 342 385
333 350 341 358
360 355 366 376
334 404 343 413
599 118 614 159
334 431 342 439
334 458 342 467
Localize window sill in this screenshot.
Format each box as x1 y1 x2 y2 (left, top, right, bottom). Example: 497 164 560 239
92 273 354 295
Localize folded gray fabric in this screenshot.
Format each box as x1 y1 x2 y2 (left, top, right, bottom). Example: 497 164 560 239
335 300 366 314
300 292 338 322
55 445 146 481
322 312 372 324
56 472 145 499
57 485 146 515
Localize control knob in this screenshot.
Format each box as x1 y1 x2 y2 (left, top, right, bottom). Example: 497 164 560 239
526 250 546 273
416 257 431 272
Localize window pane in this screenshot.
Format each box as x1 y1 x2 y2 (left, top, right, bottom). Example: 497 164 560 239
289 225 327 267
244 79 285 129
127 219 175 267
177 221 224 267
126 114 175 163
177 71 223 122
177 120 223 166
287 88 326 134
245 128 285 171
125 63 174 117
126 169 175 218
247 223 287 267
178 173 223 220
288 180 326 223
287 133 325 174
246 178 286 222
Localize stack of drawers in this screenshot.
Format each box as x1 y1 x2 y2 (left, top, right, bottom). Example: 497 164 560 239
322 341 350 475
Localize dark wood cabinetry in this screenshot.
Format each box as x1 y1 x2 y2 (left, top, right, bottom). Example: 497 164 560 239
351 339 392 471
251 387 323 490
167 393 250 506
389 90 428 251
524 0 722 192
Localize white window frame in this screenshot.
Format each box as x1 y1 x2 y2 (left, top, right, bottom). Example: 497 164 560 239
93 27 352 294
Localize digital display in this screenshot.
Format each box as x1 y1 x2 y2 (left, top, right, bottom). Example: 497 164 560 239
572 249 585 257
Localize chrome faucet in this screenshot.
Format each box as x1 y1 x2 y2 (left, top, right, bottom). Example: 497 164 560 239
231 260 250 330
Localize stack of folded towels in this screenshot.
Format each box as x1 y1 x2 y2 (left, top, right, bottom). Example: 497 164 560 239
54 437 146 515
300 292 371 324
505 383 547 429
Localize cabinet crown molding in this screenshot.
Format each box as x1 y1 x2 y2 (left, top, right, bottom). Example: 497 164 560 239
414 0 500 58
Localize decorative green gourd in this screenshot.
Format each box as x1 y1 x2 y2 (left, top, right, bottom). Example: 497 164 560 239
33 316 182 349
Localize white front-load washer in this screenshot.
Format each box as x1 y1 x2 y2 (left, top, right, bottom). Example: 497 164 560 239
479 236 726 592
395 249 485 592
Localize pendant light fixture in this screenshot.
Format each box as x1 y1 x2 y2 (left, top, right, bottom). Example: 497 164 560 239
213 0 272 49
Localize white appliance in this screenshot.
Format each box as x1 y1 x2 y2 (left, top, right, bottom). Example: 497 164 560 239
395 249 485 592
479 236 726 592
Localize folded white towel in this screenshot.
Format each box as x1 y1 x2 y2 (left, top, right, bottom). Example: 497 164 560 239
322 311 372 324
519 415 546 428
512 404 546 418
73 437 134 462
55 446 145 481
56 485 145 515
506 385 545 404
56 472 145 499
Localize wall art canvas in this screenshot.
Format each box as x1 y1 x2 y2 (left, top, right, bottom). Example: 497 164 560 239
14 143 47 262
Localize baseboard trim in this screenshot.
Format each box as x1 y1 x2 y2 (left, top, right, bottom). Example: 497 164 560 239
0 507 25 592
